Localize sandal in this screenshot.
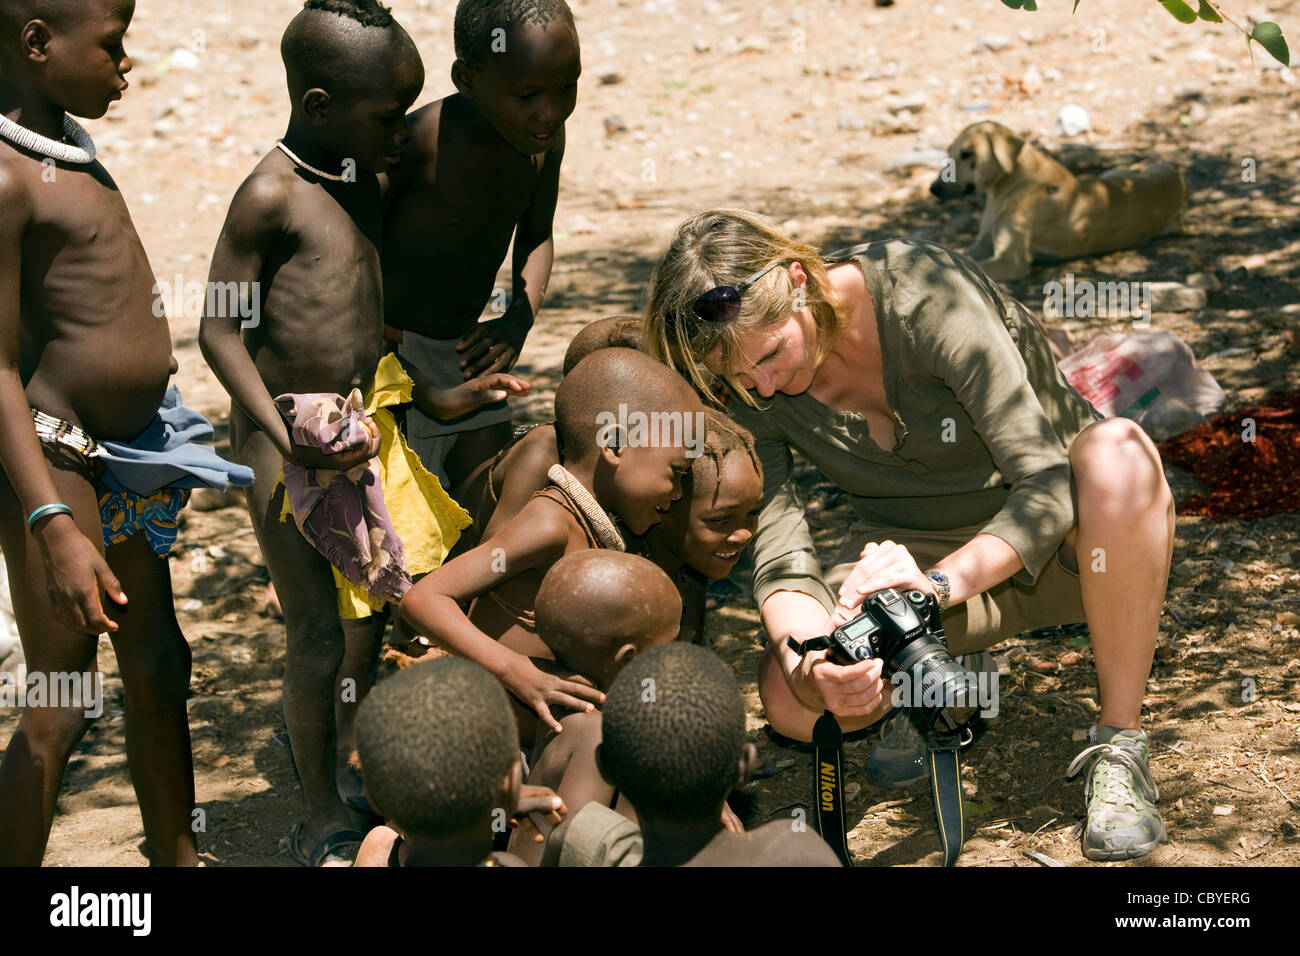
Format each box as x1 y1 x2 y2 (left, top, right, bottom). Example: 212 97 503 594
287 821 365 867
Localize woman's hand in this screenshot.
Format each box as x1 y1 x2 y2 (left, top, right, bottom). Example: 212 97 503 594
831 540 936 627
793 645 887 719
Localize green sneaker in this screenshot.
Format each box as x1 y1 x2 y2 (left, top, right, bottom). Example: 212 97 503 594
865 709 928 787
1066 726 1168 861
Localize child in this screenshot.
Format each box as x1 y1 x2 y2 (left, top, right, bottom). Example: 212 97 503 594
199 0 465 866
507 550 681 864
450 314 641 553
0 0 253 866
399 348 704 740
352 657 562 867
382 0 580 489
545 643 843 866
635 412 763 643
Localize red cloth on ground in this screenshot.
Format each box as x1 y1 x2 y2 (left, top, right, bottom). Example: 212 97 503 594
1157 390 1300 518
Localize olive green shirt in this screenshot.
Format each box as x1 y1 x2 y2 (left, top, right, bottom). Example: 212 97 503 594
726 239 1101 614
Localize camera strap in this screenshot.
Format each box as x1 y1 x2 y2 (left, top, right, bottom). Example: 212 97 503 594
811 709 853 867
785 634 970 867
924 727 967 868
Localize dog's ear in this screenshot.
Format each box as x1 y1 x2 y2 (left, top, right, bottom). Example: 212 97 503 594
990 129 1024 177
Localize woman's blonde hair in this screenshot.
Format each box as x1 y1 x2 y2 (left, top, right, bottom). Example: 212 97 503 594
642 209 847 408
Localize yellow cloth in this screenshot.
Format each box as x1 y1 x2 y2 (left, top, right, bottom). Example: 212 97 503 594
280 352 472 619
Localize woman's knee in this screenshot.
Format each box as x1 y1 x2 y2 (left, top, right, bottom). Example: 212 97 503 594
1071 419 1171 513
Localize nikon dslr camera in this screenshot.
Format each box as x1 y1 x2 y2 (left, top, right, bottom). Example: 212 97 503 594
825 587 975 732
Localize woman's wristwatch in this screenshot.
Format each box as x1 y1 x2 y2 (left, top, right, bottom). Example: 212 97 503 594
925 569 951 611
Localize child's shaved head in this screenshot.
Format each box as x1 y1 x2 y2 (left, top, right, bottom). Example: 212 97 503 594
554 347 702 464
282 0 420 102
562 315 643 376
536 551 680 688
2 0 93 30
2 0 127 55
454 0 575 70
357 658 519 841
600 644 745 823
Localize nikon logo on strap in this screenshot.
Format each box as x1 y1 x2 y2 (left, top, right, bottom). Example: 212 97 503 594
819 761 837 812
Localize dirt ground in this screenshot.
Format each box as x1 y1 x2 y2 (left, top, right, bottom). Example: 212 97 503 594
1 0 1298 867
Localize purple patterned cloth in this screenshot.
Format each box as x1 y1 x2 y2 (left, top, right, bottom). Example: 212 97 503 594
275 390 410 604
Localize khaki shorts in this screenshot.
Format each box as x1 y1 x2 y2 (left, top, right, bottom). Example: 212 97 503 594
824 520 1085 655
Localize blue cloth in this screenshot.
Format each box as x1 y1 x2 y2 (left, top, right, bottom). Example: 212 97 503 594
96 386 255 496
98 487 190 555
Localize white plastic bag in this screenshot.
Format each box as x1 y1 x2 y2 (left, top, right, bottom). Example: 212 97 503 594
1058 329 1227 440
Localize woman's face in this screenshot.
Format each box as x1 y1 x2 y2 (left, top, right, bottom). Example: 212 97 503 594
703 265 819 398
659 454 763 579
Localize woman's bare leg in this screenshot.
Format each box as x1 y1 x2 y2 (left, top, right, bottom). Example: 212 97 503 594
1069 418 1175 731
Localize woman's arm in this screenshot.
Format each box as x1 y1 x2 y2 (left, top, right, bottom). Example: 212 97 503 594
726 397 889 714
836 245 1085 618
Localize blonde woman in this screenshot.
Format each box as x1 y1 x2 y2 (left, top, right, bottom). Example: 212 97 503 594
643 210 1175 862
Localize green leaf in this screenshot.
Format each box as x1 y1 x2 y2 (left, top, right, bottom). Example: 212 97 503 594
1022 0 1037 9
1196 1 1222 22
1073 0 1082 12
999 0 1025 8
1067 636 1091 647
1160 0 1199 24
1250 21 1290 66
964 800 994 818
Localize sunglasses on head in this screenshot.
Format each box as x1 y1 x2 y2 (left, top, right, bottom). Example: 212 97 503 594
689 260 785 325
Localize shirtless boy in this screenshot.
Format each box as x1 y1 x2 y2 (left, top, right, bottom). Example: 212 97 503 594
199 0 439 866
0 0 251 866
382 0 580 488
507 550 680 864
399 348 704 740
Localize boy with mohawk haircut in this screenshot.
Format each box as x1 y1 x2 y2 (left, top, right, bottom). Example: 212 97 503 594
382 0 580 489
0 0 253 866
201 0 468 866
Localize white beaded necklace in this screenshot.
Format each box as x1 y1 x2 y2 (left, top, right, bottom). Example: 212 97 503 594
275 139 347 182
546 465 626 551
0 112 96 164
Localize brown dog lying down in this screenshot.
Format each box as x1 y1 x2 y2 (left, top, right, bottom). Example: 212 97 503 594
931 120 1186 281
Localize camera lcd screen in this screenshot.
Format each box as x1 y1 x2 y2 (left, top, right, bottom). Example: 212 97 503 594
841 616 879 641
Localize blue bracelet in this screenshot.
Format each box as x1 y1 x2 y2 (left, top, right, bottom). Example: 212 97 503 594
27 502 73 532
